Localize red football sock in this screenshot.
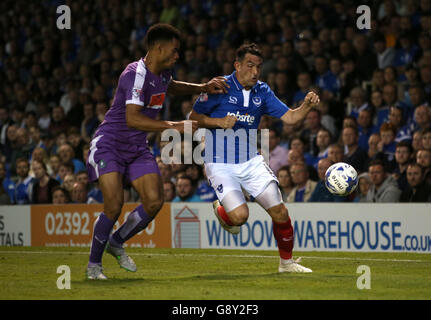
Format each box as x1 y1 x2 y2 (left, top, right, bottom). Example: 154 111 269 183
273 218 294 260
217 205 234 226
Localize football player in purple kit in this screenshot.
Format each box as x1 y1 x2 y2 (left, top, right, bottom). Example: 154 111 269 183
86 23 227 280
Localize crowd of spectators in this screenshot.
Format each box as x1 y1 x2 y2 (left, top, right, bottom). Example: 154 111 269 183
1 0 431 205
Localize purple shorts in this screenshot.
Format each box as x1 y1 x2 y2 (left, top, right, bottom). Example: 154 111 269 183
87 134 160 182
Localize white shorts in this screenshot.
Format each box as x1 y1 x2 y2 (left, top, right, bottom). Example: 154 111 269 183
205 155 278 202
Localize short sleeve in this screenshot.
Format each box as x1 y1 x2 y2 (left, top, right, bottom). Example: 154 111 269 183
193 93 221 115
263 85 290 118
123 70 146 107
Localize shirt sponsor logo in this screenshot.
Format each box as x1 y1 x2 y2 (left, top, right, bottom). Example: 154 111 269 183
226 111 255 125
228 96 238 104
148 93 165 109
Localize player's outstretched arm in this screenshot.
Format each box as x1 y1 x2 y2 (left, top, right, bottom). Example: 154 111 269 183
126 104 197 133
189 110 237 129
167 76 229 96
280 91 320 125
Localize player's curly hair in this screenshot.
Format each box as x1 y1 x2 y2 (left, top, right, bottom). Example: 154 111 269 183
144 23 181 49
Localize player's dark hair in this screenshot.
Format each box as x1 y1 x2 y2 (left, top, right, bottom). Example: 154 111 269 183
236 43 263 62
144 23 181 49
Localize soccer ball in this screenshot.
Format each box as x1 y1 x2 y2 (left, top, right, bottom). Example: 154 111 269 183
325 162 358 196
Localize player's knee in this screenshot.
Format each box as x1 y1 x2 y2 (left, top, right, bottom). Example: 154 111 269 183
229 206 249 226
104 202 123 220
144 197 164 216
269 203 289 223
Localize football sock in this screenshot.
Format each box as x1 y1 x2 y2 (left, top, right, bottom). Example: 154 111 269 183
273 217 294 260
217 205 234 226
89 213 115 265
109 204 154 248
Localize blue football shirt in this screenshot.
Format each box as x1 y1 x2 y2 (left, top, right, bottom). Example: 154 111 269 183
193 71 290 164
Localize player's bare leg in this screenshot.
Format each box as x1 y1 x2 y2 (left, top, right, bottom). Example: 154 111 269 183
256 182 312 273
213 190 249 234
87 172 124 280
107 173 163 270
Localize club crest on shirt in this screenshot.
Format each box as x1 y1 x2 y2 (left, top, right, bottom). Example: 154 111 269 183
132 87 143 99
252 96 262 107
199 93 208 102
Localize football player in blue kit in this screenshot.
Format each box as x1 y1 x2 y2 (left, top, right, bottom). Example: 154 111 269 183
190 43 319 272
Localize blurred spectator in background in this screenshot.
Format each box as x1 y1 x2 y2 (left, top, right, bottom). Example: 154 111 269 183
392 141 413 190
48 106 70 138
57 143 86 174
276 165 293 202
62 173 76 196
163 181 176 202
366 159 401 203
71 182 88 204
185 164 216 202
422 128 431 150
51 186 71 205
268 128 289 174
31 159 60 204
14 157 34 204
377 122 397 164
57 162 74 184
416 148 431 184
48 154 61 180
300 108 322 157
315 128 332 164
399 162 431 202
357 108 378 152
81 103 100 143
353 172 372 202
327 143 344 164
9 127 34 175
172 175 202 202
0 161 14 204
286 162 317 202
67 127 86 163
342 126 368 173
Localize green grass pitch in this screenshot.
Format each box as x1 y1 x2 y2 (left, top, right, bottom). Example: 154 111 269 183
1 246 430 300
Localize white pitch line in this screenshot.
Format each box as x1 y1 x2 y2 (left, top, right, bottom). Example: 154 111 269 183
0 250 430 263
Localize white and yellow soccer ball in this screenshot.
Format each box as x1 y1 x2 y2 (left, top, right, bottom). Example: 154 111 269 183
325 162 358 196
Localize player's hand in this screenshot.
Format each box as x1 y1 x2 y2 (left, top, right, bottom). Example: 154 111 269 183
172 120 198 133
218 115 237 129
203 76 229 94
304 91 320 107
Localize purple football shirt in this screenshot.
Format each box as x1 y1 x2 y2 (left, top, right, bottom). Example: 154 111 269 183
94 58 172 145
